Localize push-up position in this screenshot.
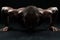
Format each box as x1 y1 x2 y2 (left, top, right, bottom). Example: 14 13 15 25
0 6 25 31
0 6 59 32
38 7 59 31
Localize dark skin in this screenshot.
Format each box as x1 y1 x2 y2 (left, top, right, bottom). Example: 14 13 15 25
0 6 25 31
0 6 59 32
42 10 59 31
0 8 19 31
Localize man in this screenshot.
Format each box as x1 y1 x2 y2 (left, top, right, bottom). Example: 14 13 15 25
0 6 59 32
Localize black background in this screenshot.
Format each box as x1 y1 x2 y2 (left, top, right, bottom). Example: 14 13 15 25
0 0 60 22
0 0 60 40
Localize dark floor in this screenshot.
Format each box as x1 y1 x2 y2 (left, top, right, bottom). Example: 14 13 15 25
0 22 60 40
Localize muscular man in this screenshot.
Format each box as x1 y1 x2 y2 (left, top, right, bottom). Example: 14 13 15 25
0 6 25 31
0 6 59 32
38 7 59 31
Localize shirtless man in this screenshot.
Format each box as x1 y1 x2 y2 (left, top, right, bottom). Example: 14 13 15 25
0 6 59 32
